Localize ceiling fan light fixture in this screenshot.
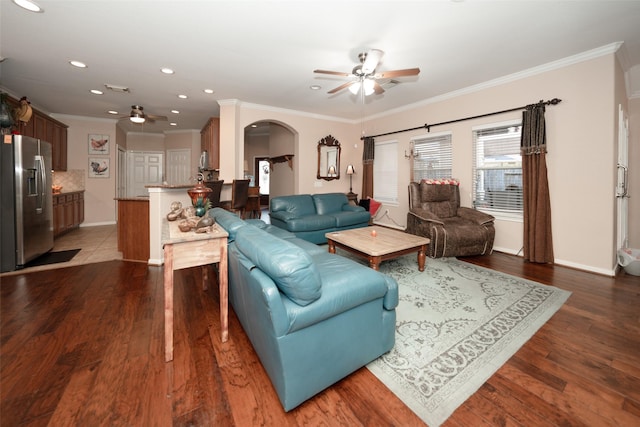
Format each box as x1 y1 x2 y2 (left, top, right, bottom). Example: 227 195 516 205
130 114 145 124
363 79 375 96
349 82 361 95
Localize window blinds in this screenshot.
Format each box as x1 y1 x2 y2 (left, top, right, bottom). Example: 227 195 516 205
412 133 452 181
472 124 523 214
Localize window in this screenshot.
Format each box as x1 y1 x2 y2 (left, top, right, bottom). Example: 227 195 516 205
412 132 452 181
472 122 523 217
374 140 398 204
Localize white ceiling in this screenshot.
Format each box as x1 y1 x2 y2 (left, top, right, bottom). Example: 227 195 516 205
1 1 640 134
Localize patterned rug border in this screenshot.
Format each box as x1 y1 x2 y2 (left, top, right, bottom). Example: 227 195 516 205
359 255 571 427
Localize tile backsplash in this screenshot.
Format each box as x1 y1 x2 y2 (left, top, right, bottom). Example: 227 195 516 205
52 169 85 192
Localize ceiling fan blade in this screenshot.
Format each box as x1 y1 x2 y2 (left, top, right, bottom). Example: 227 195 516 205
362 49 384 74
147 114 168 121
314 69 351 77
327 81 357 94
373 81 385 95
376 68 420 78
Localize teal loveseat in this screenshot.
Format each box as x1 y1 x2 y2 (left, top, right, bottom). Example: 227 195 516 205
269 193 370 244
209 207 398 411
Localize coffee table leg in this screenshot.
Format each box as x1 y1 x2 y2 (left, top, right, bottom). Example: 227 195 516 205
369 256 381 270
328 240 336 254
418 245 426 271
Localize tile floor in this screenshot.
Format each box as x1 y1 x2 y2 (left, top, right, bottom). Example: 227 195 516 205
1 224 122 277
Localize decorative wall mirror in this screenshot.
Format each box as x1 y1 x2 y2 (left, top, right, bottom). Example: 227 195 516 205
317 134 341 181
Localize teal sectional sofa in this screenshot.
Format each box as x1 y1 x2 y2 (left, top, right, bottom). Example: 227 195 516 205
269 193 370 244
209 207 398 411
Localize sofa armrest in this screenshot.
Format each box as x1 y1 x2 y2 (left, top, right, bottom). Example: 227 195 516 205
408 209 444 225
382 275 399 310
457 207 495 225
269 210 297 222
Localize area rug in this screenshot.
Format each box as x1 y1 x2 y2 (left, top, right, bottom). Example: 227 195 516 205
354 254 571 427
25 249 81 267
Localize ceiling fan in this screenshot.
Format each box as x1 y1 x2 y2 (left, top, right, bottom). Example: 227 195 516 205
122 105 168 124
314 49 420 96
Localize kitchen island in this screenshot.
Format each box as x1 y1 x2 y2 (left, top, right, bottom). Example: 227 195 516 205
115 197 149 262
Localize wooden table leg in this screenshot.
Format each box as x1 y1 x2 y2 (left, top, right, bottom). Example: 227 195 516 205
327 240 336 254
417 244 426 271
163 244 174 362
201 265 209 291
218 239 229 342
369 255 381 271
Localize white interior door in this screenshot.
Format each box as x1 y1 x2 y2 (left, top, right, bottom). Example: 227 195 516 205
166 149 191 184
117 145 126 198
617 104 630 250
127 151 164 197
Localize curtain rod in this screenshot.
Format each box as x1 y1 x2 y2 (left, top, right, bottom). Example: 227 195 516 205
362 97 562 139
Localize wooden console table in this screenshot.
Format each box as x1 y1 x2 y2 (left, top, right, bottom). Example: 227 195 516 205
162 219 229 362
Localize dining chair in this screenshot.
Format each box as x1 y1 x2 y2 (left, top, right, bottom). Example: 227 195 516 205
204 179 224 208
230 179 250 218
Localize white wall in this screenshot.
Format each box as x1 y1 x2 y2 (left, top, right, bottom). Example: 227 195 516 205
55 49 637 275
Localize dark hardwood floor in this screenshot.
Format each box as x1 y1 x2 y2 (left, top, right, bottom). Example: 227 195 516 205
1 252 639 426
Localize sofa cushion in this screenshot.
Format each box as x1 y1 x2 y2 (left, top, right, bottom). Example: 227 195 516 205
332 210 371 228
312 193 349 215
235 225 322 306
284 215 336 232
270 194 317 217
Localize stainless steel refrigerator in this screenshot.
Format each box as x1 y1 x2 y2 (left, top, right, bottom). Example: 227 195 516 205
1 134 54 272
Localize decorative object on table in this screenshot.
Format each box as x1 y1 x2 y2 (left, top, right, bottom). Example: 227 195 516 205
166 201 183 221
88 134 110 155
166 199 215 233
88 158 109 178
187 173 213 217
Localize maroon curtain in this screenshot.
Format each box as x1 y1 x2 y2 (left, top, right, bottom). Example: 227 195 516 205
361 137 375 199
521 105 554 263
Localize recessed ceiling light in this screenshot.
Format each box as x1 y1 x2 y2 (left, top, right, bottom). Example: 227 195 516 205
203 89 214 94
178 94 188 99
107 110 119 115
90 89 103 95
310 85 321 90
169 123 177 126
69 60 87 68
171 110 179 114
161 68 175 75
12 0 43 13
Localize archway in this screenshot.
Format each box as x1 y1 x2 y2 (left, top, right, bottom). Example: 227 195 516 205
244 121 296 205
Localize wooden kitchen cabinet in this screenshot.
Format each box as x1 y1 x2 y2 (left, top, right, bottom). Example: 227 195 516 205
5 95 68 171
200 117 220 170
52 191 84 237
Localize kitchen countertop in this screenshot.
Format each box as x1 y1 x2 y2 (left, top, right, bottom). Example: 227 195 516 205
53 189 84 195
145 184 193 189
114 197 150 201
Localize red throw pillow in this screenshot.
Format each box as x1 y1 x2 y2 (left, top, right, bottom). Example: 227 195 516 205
369 198 381 216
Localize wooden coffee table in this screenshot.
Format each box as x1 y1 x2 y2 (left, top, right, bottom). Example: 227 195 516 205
326 226 430 271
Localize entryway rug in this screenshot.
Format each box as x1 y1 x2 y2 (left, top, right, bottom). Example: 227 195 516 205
357 254 571 427
25 249 81 267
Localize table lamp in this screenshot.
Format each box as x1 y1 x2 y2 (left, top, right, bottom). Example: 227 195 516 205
346 164 355 193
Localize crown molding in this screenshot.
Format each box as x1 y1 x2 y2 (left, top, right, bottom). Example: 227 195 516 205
367 42 625 122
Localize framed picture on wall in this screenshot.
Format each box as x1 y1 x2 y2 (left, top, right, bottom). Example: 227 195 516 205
88 157 110 178
88 134 110 155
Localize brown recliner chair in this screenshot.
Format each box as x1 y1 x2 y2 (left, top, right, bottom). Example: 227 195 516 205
407 181 495 258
